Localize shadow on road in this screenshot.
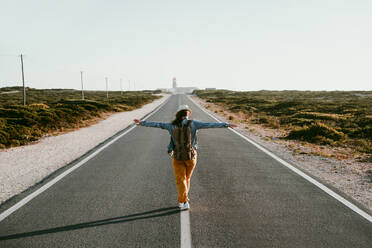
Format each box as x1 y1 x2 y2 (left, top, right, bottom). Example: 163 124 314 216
0 206 180 240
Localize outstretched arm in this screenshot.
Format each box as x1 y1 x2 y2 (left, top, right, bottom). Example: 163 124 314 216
168 138 174 153
193 120 237 129
133 119 171 130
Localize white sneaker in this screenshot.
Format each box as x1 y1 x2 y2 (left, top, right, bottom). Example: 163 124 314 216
178 202 184 208
182 202 190 210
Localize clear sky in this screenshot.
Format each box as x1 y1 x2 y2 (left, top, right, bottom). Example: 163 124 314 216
1 0 371 91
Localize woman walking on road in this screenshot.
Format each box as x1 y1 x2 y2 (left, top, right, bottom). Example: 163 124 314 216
134 104 237 210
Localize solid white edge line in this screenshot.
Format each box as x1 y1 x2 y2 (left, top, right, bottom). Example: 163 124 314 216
180 210 192 248
188 95 372 224
0 95 171 223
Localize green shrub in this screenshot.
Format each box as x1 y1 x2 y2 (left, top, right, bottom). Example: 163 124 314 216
29 103 49 110
0 118 6 128
353 127 372 140
229 105 242 112
286 123 345 144
258 117 269 124
287 118 315 126
0 130 9 144
352 139 372 154
80 104 98 112
291 112 346 121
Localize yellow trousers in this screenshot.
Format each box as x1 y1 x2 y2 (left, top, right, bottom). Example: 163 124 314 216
172 155 197 203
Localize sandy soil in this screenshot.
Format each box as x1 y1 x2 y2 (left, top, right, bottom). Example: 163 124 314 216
0 94 170 204
191 95 372 212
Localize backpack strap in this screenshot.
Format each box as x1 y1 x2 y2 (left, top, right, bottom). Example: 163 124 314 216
183 120 192 147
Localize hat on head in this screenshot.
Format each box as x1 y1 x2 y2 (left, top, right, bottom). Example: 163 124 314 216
176 104 191 113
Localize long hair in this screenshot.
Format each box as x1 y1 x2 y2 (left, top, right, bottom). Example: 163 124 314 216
172 110 189 126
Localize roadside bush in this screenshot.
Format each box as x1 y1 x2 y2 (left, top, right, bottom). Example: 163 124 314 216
0 118 6 128
353 139 372 154
267 101 302 115
29 103 49 110
357 116 372 126
38 110 59 129
267 117 280 129
0 129 9 144
287 118 314 126
291 112 345 122
286 123 345 144
5 117 37 126
258 117 269 124
363 127 372 140
229 105 243 112
350 127 372 140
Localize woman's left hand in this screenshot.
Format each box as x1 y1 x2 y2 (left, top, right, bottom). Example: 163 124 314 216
228 123 238 129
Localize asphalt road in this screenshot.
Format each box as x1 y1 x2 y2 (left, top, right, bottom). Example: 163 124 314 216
0 94 371 247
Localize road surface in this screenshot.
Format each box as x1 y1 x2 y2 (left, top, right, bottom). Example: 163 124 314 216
0 94 371 247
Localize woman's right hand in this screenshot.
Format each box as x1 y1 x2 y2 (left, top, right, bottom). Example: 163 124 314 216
133 119 142 125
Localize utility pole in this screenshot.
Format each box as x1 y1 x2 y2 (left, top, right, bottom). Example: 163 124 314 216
105 77 109 99
20 54 26 105
80 71 84 100
128 79 131 91
120 78 123 95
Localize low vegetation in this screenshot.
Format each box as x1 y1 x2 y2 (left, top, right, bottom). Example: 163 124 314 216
0 87 162 148
194 89 372 156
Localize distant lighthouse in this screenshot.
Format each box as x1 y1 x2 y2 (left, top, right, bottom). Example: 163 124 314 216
172 77 177 88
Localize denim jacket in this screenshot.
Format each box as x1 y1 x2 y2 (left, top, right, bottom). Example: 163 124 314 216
140 117 229 152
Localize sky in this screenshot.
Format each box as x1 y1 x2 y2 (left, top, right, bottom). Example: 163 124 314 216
1 0 371 91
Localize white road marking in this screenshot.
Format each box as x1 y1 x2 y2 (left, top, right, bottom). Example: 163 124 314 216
178 95 193 248
0 96 170 222
180 210 192 248
188 95 372 224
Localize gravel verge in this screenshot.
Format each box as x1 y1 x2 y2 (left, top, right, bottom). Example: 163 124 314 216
0 94 170 204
